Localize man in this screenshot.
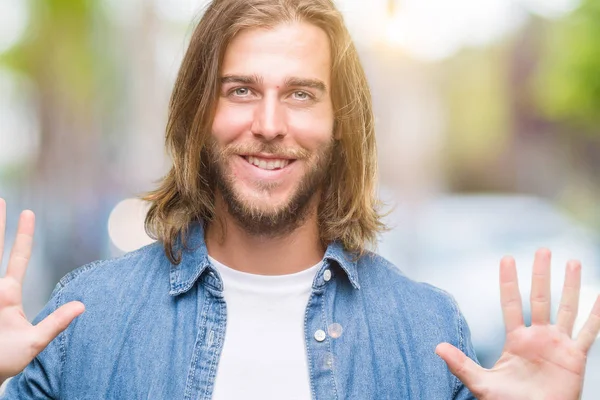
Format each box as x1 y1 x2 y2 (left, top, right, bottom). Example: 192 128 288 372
0 0 599 398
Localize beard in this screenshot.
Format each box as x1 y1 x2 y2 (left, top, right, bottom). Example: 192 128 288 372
207 138 334 238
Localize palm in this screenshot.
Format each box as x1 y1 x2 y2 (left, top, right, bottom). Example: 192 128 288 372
0 274 45 379
485 326 586 399
437 249 600 400
0 199 85 383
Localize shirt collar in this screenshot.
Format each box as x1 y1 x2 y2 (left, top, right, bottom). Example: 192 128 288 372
168 222 360 296
321 240 360 290
168 222 215 296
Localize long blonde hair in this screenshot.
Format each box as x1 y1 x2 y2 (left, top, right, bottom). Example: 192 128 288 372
144 0 385 264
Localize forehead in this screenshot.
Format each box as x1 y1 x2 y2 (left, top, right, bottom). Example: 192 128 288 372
221 22 331 84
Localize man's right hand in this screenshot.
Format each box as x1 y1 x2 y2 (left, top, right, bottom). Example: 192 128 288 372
0 198 85 384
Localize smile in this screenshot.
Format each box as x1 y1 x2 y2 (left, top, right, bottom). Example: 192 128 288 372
242 155 295 171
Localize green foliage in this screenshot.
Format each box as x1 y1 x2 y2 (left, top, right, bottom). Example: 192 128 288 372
0 0 111 111
441 45 512 163
534 0 600 132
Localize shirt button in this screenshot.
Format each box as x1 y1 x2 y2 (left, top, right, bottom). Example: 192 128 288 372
323 269 332 282
314 329 327 342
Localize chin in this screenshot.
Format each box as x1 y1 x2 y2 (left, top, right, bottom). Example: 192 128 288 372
237 182 295 204
239 194 292 214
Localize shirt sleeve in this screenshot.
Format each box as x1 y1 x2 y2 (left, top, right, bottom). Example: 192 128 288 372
0 283 67 400
452 310 479 400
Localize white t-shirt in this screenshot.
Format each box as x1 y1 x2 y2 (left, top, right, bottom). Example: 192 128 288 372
209 256 320 400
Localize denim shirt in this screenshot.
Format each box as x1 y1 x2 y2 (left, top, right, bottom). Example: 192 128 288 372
3 224 478 399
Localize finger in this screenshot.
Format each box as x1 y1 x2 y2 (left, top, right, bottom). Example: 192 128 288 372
556 260 581 337
0 198 6 266
499 256 524 333
530 248 552 325
6 210 35 285
576 295 600 353
32 301 85 354
436 342 483 390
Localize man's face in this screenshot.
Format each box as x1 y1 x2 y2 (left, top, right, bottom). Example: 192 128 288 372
210 22 335 236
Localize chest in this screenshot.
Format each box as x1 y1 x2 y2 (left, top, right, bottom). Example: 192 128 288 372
60 285 456 399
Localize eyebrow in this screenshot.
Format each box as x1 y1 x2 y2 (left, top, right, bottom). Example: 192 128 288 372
220 75 327 93
221 74 263 85
284 77 327 93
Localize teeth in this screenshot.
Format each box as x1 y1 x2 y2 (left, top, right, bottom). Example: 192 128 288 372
246 156 290 170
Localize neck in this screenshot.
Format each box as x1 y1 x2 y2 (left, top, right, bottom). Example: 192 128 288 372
205 195 325 275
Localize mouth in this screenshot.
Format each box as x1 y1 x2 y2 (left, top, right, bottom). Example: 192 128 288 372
241 155 296 171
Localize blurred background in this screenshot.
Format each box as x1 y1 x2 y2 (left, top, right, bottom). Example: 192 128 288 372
1 0 599 396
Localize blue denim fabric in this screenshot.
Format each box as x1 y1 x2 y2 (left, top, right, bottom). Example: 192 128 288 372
2 223 478 399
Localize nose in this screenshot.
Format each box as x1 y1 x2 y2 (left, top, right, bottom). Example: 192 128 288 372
250 95 287 140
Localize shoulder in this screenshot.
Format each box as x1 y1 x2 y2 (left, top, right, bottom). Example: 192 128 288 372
38 241 175 345
50 241 170 302
354 251 465 335
357 251 458 308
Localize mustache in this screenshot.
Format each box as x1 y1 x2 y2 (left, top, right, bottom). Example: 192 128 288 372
217 142 310 160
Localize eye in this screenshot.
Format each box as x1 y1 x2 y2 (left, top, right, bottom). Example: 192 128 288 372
292 91 311 101
233 87 251 96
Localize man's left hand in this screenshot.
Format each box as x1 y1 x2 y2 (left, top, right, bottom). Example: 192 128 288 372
436 248 600 400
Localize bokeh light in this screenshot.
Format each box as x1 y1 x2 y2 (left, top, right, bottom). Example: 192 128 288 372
107 199 155 253
0 0 28 53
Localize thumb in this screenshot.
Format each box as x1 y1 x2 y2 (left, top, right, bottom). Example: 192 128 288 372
33 301 85 352
436 342 482 389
